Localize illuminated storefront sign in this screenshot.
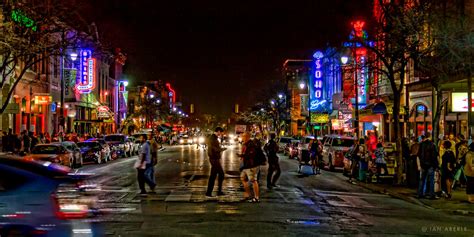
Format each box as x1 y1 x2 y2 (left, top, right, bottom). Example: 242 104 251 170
97 106 112 118
76 50 95 94
452 92 474 112
34 95 52 105
310 113 329 124
309 51 325 112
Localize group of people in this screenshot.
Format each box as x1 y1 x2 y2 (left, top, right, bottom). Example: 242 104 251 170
205 127 281 203
346 138 389 184
1 129 53 154
414 132 474 203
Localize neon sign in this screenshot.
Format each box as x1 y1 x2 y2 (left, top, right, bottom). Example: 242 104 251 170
309 51 325 112
76 50 95 94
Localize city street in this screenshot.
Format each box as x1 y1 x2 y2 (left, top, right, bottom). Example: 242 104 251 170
80 144 474 237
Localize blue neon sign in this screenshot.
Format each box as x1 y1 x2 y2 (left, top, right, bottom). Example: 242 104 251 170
309 51 325 112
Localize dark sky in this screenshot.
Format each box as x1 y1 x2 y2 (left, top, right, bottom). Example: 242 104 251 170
85 0 372 117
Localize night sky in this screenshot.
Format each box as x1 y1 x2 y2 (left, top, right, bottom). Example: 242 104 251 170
85 0 372 117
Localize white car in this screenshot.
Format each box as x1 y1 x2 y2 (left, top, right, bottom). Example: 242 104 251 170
322 135 356 171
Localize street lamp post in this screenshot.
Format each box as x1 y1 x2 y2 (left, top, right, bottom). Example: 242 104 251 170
341 53 359 138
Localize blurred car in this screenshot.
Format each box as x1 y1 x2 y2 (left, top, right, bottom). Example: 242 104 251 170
179 135 193 145
278 137 293 153
27 144 80 168
77 141 110 164
127 137 140 156
321 135 356 171
104 134 131 157
0 157 101 236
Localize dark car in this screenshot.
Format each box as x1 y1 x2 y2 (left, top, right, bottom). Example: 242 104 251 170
77 141 110 164
104 134 131 158
0 157 102 236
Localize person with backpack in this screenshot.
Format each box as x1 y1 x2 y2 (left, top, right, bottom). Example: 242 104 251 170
239 132 260 203
417 132 439 199
205 127 226 197
265 133 280 189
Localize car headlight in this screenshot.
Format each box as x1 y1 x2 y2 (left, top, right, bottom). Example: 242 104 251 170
198 137 205 143
179 139 184 144
193 138 198 142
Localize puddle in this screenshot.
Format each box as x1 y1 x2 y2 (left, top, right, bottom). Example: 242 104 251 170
286 219 320 225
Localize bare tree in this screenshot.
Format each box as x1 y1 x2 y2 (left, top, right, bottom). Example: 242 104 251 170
362 0 435 183
0 1 91 113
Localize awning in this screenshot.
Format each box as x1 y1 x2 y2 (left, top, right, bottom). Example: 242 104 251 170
372 102 388 114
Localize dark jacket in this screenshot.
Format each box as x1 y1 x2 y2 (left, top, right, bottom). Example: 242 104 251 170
207 134 222 160
417 139 439 169
264 139 279 163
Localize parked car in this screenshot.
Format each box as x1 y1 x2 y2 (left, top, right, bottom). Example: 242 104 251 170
53 142 83 167
287 139 300 159
278 137 293 153
0 156 101 236
297 136 316 162
321 135 356 171
104 134 131 157
77 141 110 164
25 143 82 168
127 137 141 156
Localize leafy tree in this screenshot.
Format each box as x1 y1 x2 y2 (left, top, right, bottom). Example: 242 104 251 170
0 1 91 113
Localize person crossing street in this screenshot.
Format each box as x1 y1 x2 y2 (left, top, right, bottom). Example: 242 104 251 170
265 133 280 189
205 127 226 197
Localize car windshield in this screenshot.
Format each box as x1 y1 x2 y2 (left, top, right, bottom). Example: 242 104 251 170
333 138 355 147
105 135 125 142
77 142 100 149
279 137 291 144
31 145 60 154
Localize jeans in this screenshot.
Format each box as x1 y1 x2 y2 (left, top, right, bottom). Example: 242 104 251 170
137 164 156 193
418 167 435 198
206 159 224 195
267 162 281 187
145 163 156 184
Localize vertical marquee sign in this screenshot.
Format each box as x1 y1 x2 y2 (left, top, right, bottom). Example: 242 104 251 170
309 51 325 112
76 50 96 94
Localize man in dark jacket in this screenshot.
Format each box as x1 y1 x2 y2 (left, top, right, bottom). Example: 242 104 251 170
205 127 225 197
417 132 439 199
265 133 280 189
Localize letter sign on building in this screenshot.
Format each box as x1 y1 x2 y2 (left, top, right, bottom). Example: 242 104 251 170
309 51 325 112
76 50 96 94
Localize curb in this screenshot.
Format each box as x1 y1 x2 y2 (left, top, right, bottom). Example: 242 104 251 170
356 182 474 216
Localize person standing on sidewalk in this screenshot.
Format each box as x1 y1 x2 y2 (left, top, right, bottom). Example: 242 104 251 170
348 139 360 184
441 140 456 199
205 127 225 197
417 132 439 199
265 133 280 189
148 134 160 185
135 134 156 195
374 143 388 183
464 143 474 203
240 132 260 203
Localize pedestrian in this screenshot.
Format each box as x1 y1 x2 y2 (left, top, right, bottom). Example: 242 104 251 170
205 127 226 197
22 130 31 154
29 132 39 151
240 132 260 203
357 138 369 182
417 132 439 199
348 139 360 184
441 140 456 199
309 139 320 174
407 136 422 188
148 134 160 184
264 133 280 189
135 134 156 195
464 143 474 203
374 142 388 183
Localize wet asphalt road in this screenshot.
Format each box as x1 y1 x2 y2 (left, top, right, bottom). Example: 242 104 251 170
80 144 474 237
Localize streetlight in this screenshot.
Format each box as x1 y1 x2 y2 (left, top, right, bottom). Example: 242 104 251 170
270 100 275 105
341 52 359 138
156 99 161 103
149 94 154 99
299 82 305 89
278 94 283 99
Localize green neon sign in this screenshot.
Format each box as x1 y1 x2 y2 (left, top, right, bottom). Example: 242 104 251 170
314 126 321 130
11 9 37 31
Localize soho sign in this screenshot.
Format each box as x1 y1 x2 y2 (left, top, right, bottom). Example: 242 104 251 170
310 51 324 111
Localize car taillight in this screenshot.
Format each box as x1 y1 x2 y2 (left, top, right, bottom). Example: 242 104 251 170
52 194 89 219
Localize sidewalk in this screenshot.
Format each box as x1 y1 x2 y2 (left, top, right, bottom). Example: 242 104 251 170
356 181 474 216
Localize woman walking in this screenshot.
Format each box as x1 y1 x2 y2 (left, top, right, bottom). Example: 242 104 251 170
441 141 456 199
